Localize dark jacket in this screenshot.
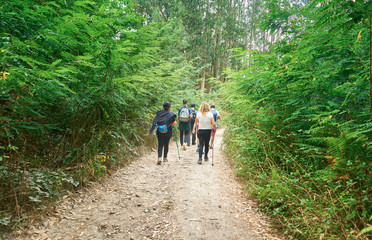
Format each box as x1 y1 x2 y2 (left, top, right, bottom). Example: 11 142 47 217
149 110 177 134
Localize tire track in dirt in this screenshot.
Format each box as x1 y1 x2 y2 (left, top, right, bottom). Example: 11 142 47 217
11 129 283 240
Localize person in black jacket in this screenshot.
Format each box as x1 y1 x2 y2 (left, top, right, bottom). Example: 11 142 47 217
149 102 177 165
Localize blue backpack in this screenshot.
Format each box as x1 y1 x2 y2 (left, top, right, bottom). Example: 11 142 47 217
157 124 168 133
211 109 217 122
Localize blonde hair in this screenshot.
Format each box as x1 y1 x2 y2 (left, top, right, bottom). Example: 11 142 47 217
198 102 210 116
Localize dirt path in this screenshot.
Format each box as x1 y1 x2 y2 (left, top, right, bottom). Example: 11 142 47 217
12 129 283 240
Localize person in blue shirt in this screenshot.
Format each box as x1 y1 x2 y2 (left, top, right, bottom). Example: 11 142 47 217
178 99 192 150
190 103 198 145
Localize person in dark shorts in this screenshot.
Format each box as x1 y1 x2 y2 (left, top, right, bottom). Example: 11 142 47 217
209 104 221 149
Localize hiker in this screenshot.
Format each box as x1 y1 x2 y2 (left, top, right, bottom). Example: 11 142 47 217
149 102 177 165
190 103 198 145
178 99 192 150
192 102 216 164
209 104 221 149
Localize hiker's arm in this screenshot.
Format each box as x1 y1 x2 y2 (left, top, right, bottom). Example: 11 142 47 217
170 114 177 127
192 117 198 134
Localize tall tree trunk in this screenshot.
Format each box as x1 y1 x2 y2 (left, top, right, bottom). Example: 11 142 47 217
201 71 206 90
369 18 372 119
262 30 266 53
214 0 222 81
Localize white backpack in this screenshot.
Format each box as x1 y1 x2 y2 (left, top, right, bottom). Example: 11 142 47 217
179 107 190 122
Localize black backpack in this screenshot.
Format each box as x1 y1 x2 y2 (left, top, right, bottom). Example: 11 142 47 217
191 109 196 122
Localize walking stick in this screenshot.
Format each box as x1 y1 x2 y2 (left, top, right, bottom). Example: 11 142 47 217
173 128 181 160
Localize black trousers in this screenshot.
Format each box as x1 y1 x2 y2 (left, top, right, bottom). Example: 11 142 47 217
191 122 196 144
157 132 171 158
197 129 211 159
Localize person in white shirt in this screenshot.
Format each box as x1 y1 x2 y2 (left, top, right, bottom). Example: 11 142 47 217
209 104 221 149
192 102 216 164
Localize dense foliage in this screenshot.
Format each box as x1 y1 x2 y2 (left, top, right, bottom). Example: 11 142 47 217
0 0 197 231
135 0 251 88
221 0 371 239
1 0 371 239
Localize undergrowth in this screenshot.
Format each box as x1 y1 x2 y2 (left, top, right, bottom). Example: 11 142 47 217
0 0 199 236
223 124 371 240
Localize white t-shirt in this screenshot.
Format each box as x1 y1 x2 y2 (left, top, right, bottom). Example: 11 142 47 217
197 112 214 130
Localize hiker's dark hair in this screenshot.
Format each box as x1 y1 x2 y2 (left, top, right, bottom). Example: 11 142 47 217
183 99 188 104
163 102 171 110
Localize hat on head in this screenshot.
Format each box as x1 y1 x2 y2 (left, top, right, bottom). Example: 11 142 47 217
210 104 215 108
191 103 196 107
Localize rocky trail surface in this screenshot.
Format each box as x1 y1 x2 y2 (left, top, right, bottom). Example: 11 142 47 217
12 129 284 240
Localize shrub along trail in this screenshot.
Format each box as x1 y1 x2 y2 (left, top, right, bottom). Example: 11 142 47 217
12 129 283 240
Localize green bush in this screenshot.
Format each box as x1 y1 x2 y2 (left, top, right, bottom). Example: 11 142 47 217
221 1 371 239
0 0 198 230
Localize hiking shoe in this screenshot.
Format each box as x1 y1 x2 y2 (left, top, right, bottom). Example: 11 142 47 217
204 157 209 162
163 158 168 162
157 158 162 165
197 158 202 164
183 144 186 150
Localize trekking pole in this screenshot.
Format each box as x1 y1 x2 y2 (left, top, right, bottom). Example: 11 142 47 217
173 128 181 160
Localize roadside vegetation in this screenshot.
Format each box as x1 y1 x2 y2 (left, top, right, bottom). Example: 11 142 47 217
1 1 371 239
221 1 371 239
0 0 198 233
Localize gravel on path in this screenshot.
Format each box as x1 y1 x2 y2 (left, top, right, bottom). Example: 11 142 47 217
11 129 284 240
